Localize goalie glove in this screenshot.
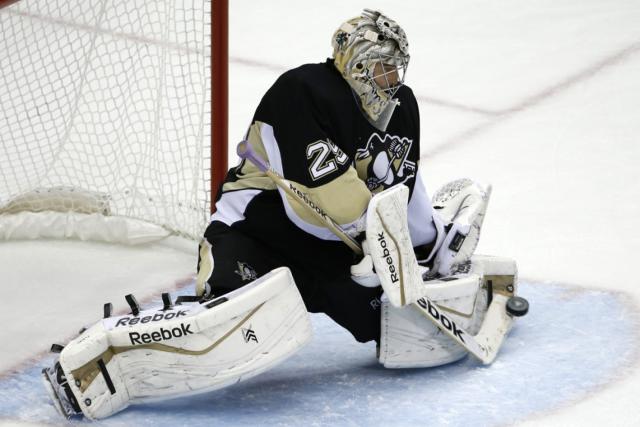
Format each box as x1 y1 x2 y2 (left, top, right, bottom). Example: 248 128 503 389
350 240 380 287
350 253 380 288
351 178 490 285
417 179 492 277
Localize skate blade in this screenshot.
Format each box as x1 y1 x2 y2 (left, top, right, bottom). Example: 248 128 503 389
41 368 76 419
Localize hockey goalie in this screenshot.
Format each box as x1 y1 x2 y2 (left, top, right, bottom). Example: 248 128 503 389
42 8 528 419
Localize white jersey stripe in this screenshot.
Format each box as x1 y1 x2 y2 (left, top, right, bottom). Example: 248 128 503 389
211 189 263 226
407 175 437 247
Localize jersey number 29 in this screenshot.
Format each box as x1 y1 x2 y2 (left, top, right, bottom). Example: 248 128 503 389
306 140 348 181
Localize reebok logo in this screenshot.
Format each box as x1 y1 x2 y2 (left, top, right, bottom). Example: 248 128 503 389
129 323 193 345
115 310 188 327
288 182 328 220
416 298 466 343
377 232 399 283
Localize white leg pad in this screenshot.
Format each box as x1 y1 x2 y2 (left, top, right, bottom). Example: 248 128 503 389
56 267 312 419
379 256 517 368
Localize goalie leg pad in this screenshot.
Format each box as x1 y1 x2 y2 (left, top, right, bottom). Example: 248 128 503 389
48 267 312 420
378 260 493 368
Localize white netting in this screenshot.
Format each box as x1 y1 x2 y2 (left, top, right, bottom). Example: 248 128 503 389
0 0 212 241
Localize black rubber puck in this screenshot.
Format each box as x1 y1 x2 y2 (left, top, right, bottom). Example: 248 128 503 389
506 296 529 317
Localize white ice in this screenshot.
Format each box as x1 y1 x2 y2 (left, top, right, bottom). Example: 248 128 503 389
1 0 640 425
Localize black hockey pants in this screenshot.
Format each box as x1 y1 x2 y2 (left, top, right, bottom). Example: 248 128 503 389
198 221 383 343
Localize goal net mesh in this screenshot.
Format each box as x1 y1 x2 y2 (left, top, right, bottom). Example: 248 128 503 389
0 0 212 241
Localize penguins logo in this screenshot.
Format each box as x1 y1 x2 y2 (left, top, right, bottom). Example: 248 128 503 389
355 133 416 192
234 261 258 282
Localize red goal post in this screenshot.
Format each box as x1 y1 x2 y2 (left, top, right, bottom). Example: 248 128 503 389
0 0 228 242
211 0 228 214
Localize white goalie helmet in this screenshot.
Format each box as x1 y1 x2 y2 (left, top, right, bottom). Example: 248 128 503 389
332 9 409 132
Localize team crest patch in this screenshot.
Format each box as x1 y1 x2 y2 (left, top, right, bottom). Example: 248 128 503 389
355 132 416 192
234 261 257 281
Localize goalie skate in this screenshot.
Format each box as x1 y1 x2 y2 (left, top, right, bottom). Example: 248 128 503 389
42 362 82 419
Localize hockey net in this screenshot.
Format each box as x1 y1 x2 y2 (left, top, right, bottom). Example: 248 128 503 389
0 0 224 243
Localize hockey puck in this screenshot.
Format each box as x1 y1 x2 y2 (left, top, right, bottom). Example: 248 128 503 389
506 296 529 317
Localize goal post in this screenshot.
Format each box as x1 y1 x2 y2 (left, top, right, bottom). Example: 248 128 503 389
0 0 228 243
211 0 228 214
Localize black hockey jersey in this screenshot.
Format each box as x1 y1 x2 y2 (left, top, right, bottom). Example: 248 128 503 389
212 59 436 268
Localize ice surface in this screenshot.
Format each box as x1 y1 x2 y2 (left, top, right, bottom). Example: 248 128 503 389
0 282 637 426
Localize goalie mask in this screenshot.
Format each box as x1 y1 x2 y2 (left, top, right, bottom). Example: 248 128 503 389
332 9 409 132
